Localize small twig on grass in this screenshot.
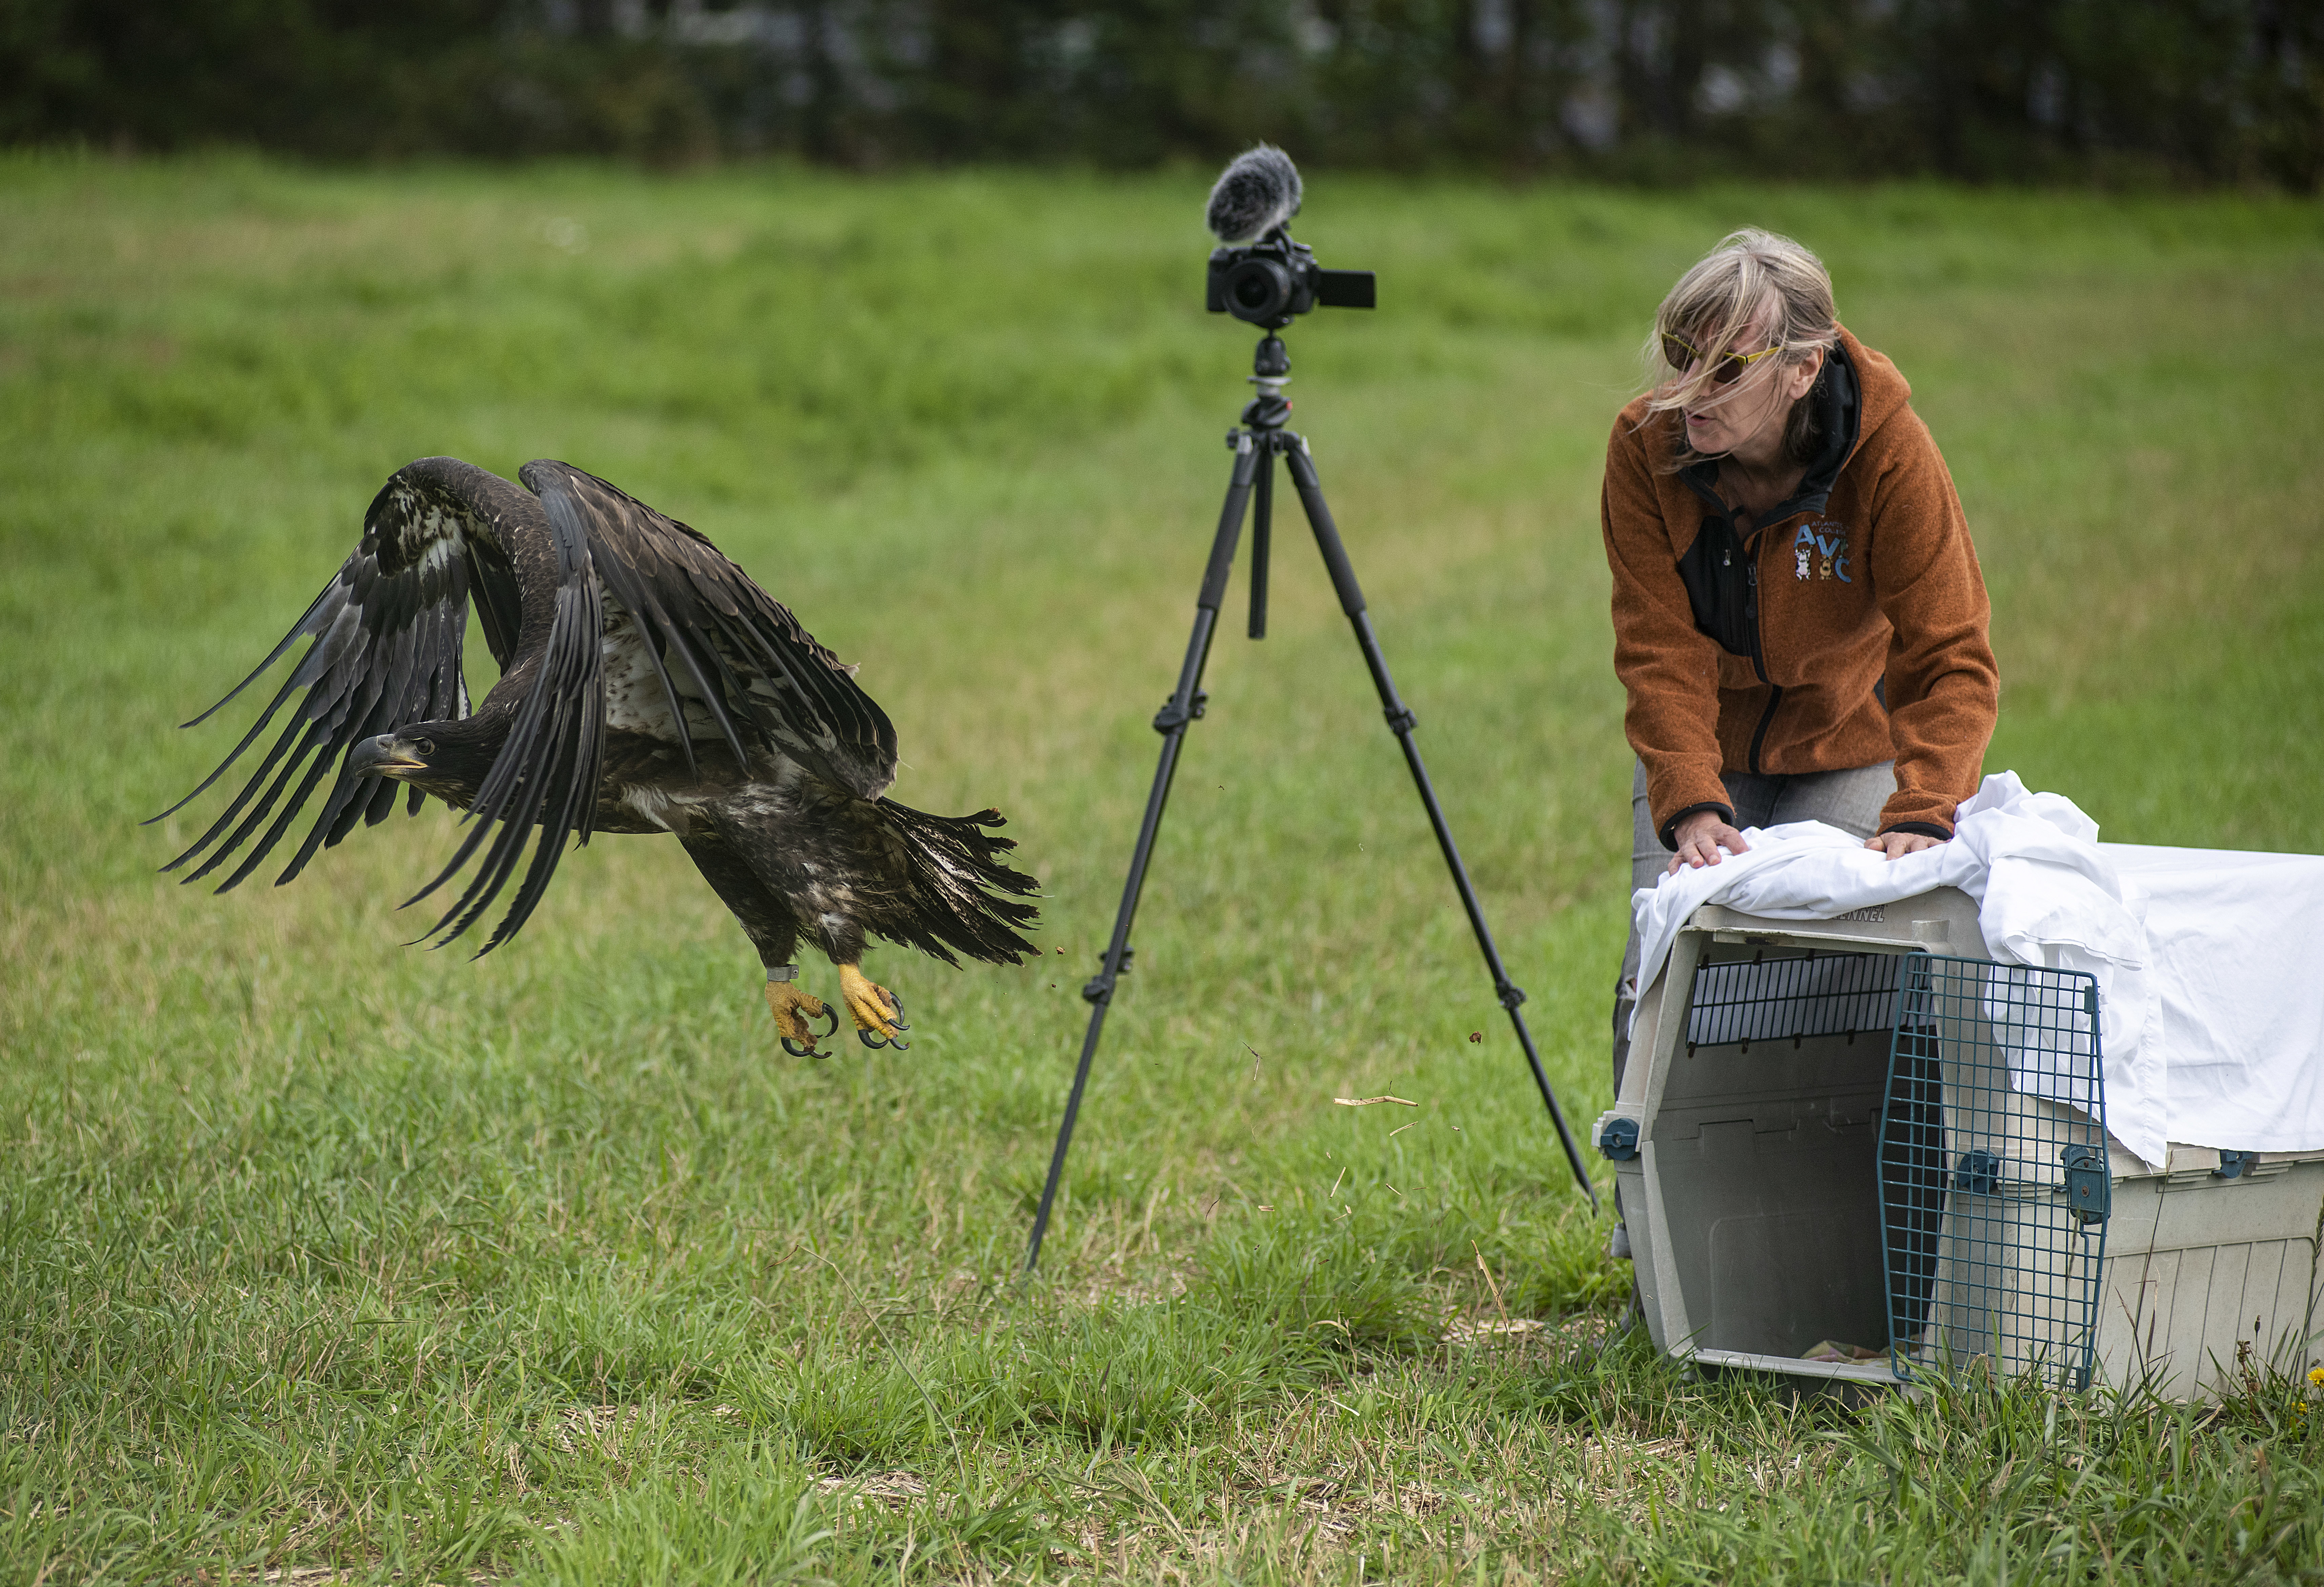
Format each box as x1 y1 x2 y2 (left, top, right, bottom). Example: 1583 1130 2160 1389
1473 1242 1510 1323
1333 1096 1416 1108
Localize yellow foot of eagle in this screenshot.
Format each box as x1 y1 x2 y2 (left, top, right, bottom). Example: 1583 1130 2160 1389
838 964 909 1049
765 978 838 1058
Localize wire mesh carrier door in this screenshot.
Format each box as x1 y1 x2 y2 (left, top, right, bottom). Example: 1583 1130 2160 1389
1881 953 2111 1388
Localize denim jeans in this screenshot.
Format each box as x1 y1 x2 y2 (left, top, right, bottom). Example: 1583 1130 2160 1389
1609 757 1897 1094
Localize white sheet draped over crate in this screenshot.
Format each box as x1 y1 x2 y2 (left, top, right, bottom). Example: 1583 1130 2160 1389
1627 772 2324 1169
2102 844 2324 1160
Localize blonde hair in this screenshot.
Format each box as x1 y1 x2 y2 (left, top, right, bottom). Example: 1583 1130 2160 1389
1642 228 1839 468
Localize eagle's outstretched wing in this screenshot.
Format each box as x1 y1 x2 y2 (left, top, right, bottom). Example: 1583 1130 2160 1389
153 457 605 954
522 460 899 800
151 463 487 890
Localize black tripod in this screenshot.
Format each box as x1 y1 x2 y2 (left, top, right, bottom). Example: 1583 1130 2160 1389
1023 329 1598 1272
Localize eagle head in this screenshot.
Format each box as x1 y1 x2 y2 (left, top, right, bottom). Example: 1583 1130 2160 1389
347 720 497 807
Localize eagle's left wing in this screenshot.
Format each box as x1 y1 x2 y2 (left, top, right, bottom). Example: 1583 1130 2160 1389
522 460 899 798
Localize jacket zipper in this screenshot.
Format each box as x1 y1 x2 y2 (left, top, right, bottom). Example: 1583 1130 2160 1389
1744 555 1783 774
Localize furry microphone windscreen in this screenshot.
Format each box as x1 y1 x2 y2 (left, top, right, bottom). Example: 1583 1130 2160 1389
1205 145 1303 244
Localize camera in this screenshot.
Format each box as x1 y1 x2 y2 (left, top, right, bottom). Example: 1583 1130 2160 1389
1205 233 1376 327
1202 144 1375 328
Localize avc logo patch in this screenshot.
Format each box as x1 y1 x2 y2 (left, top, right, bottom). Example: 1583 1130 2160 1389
1793 520 1852 583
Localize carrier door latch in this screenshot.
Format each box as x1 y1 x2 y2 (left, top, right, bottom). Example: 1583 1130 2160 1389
1596 1114 1640 1162
1953 1149 2002 1196
2061 1144 2111 1224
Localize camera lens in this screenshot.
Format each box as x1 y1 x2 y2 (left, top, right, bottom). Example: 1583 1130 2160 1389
1224 255 1296 323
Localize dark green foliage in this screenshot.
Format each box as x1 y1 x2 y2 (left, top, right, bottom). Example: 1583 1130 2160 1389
4 0 2319 185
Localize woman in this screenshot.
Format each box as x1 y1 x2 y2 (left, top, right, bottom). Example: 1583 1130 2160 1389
1602 229 1999 1097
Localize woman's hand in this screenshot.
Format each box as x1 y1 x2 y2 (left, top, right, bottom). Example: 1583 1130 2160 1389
1668 810 1750 873
1866 831 1945 861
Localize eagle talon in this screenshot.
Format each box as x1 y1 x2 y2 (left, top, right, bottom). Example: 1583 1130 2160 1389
853 990 909 1050
767 982 839 1059
781 1004 840 1058
836 965 908 1048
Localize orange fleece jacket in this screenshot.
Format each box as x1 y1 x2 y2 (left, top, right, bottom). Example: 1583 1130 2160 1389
1602 326 1998 846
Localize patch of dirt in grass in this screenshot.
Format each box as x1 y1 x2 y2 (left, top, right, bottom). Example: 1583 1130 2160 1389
1284 1473 1452 1535
1443 1312 1618 1353
551 1402 652 1455
1075 1253 1195 1307
818 1468 930 1510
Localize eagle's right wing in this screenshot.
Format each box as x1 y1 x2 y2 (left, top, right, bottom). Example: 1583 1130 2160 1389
151 462 490 893
154 457 604 956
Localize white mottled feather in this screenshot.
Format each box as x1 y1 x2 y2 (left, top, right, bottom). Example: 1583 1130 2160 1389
598 603 683 739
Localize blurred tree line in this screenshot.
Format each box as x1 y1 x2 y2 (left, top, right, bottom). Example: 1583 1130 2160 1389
3 0 2317 187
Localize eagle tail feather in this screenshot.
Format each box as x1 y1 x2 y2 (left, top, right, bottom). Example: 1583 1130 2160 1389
876 801 1040 967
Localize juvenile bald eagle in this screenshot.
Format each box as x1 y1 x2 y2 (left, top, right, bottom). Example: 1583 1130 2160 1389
154 457 1039 1053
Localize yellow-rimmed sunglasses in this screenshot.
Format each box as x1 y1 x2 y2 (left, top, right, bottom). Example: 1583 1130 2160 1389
1660 330 1787 385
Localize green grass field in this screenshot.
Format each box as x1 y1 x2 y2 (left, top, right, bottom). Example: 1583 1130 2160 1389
3 153 2323 1584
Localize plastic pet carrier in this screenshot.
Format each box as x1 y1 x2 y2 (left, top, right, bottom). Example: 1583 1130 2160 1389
1600 888 2324 1396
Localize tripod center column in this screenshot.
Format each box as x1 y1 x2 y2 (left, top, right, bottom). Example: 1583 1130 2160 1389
1245 333 1292 434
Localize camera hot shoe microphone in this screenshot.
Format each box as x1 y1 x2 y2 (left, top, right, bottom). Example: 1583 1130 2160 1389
1205 143 1303 244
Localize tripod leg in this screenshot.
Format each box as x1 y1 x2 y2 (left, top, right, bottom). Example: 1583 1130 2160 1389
1279 438 1599 1212
1248 441 1273 640
1025 435 1263 1273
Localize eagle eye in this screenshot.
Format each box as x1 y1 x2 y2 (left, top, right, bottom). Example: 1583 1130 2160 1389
412 737 437 756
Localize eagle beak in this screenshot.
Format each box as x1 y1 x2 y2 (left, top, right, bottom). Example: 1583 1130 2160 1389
349 734 429 780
